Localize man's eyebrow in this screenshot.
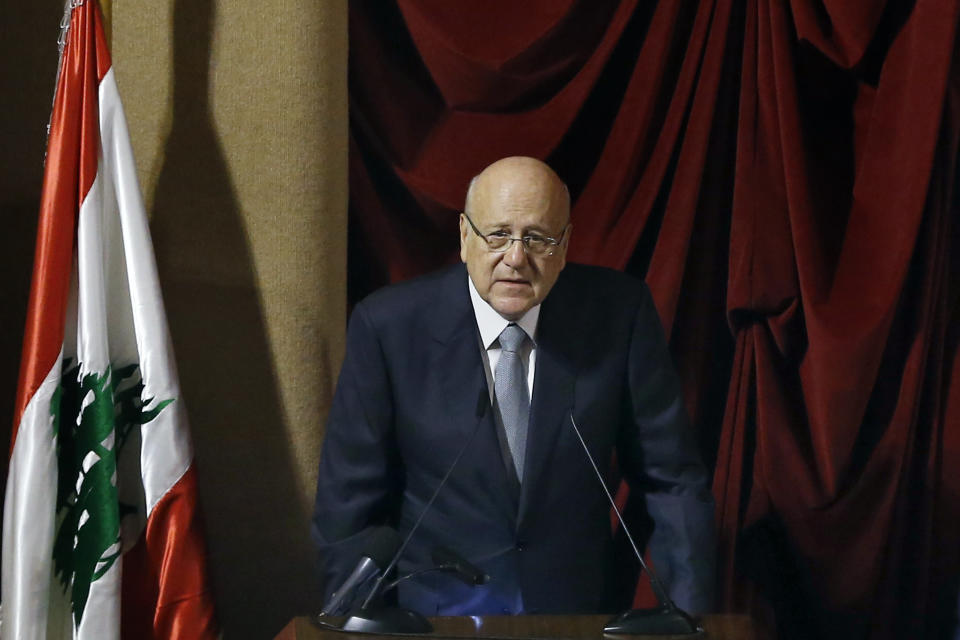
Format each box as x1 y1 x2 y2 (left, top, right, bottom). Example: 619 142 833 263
524 224 565 237
483 220 562 235
493 226 551 235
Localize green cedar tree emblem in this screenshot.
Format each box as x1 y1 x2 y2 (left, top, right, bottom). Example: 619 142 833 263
51 359 174 627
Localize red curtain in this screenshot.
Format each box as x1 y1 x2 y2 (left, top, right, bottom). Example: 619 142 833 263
348 1 960 638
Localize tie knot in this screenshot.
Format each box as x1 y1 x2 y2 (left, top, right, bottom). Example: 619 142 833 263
499 324 527 353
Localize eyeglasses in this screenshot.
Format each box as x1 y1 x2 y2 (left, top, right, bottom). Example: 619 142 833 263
463 213 568 256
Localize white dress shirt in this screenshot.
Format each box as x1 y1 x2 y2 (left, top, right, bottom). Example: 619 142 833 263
467 276 539 403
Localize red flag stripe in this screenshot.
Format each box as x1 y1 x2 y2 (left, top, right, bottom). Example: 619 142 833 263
11 1 108 447
93 2 112 83
121 467 218 639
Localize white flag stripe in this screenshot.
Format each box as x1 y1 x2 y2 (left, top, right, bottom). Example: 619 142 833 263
2 356 62 640
100 68 177 397
76 151 111 379
98 68 193 515
73 119 123 640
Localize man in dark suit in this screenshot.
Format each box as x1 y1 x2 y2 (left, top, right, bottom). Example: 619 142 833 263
312 157 715 616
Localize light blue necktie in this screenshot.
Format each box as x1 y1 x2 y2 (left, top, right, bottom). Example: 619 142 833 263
495 324 530 479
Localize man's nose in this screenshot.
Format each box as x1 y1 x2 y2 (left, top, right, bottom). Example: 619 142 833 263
503 239 528 269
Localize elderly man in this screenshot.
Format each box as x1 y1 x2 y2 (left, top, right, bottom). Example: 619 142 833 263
312 157 715 617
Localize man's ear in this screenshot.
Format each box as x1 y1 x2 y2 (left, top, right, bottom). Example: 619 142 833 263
558 223 572 269
459 214 469 263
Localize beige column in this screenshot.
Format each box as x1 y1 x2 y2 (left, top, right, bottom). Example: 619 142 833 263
113 1 348 636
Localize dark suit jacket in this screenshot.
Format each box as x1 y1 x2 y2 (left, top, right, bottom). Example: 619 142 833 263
312 263 715 616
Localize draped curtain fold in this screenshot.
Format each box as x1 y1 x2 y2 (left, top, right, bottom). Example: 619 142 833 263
348 1 960 637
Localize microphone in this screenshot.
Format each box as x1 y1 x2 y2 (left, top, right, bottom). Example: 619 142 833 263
568 411 701 636
376 544 492 593
339 388 490 634
320 526 401 616
431 545 490 586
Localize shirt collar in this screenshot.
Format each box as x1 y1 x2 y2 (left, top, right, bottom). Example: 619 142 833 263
467 274 540 349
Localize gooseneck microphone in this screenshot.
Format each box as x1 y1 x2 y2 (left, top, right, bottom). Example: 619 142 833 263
319 526 401 616
568 411 702 636
338 389 490 634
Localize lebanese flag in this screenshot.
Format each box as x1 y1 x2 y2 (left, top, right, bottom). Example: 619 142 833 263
2 2 218 638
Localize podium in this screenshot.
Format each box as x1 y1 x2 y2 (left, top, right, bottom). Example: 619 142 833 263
275 614 763 640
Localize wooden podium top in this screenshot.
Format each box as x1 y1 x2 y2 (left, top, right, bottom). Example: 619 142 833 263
275 614 762 640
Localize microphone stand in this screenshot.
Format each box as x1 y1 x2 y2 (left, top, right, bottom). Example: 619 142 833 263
569 412 702 636
339 392 489 634
332 558 487 633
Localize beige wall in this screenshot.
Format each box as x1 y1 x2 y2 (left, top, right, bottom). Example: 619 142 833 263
113 1 349 635
2 1 348 637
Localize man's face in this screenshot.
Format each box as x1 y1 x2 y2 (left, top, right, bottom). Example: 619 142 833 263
459 161 570 320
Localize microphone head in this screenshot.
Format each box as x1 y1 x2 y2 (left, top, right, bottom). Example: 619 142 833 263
366 526 402 568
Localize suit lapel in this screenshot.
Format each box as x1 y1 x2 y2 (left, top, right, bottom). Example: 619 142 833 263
518 287 578 528
430 266 520 524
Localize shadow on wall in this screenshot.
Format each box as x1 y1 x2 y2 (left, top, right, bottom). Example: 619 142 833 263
149 0 316 635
